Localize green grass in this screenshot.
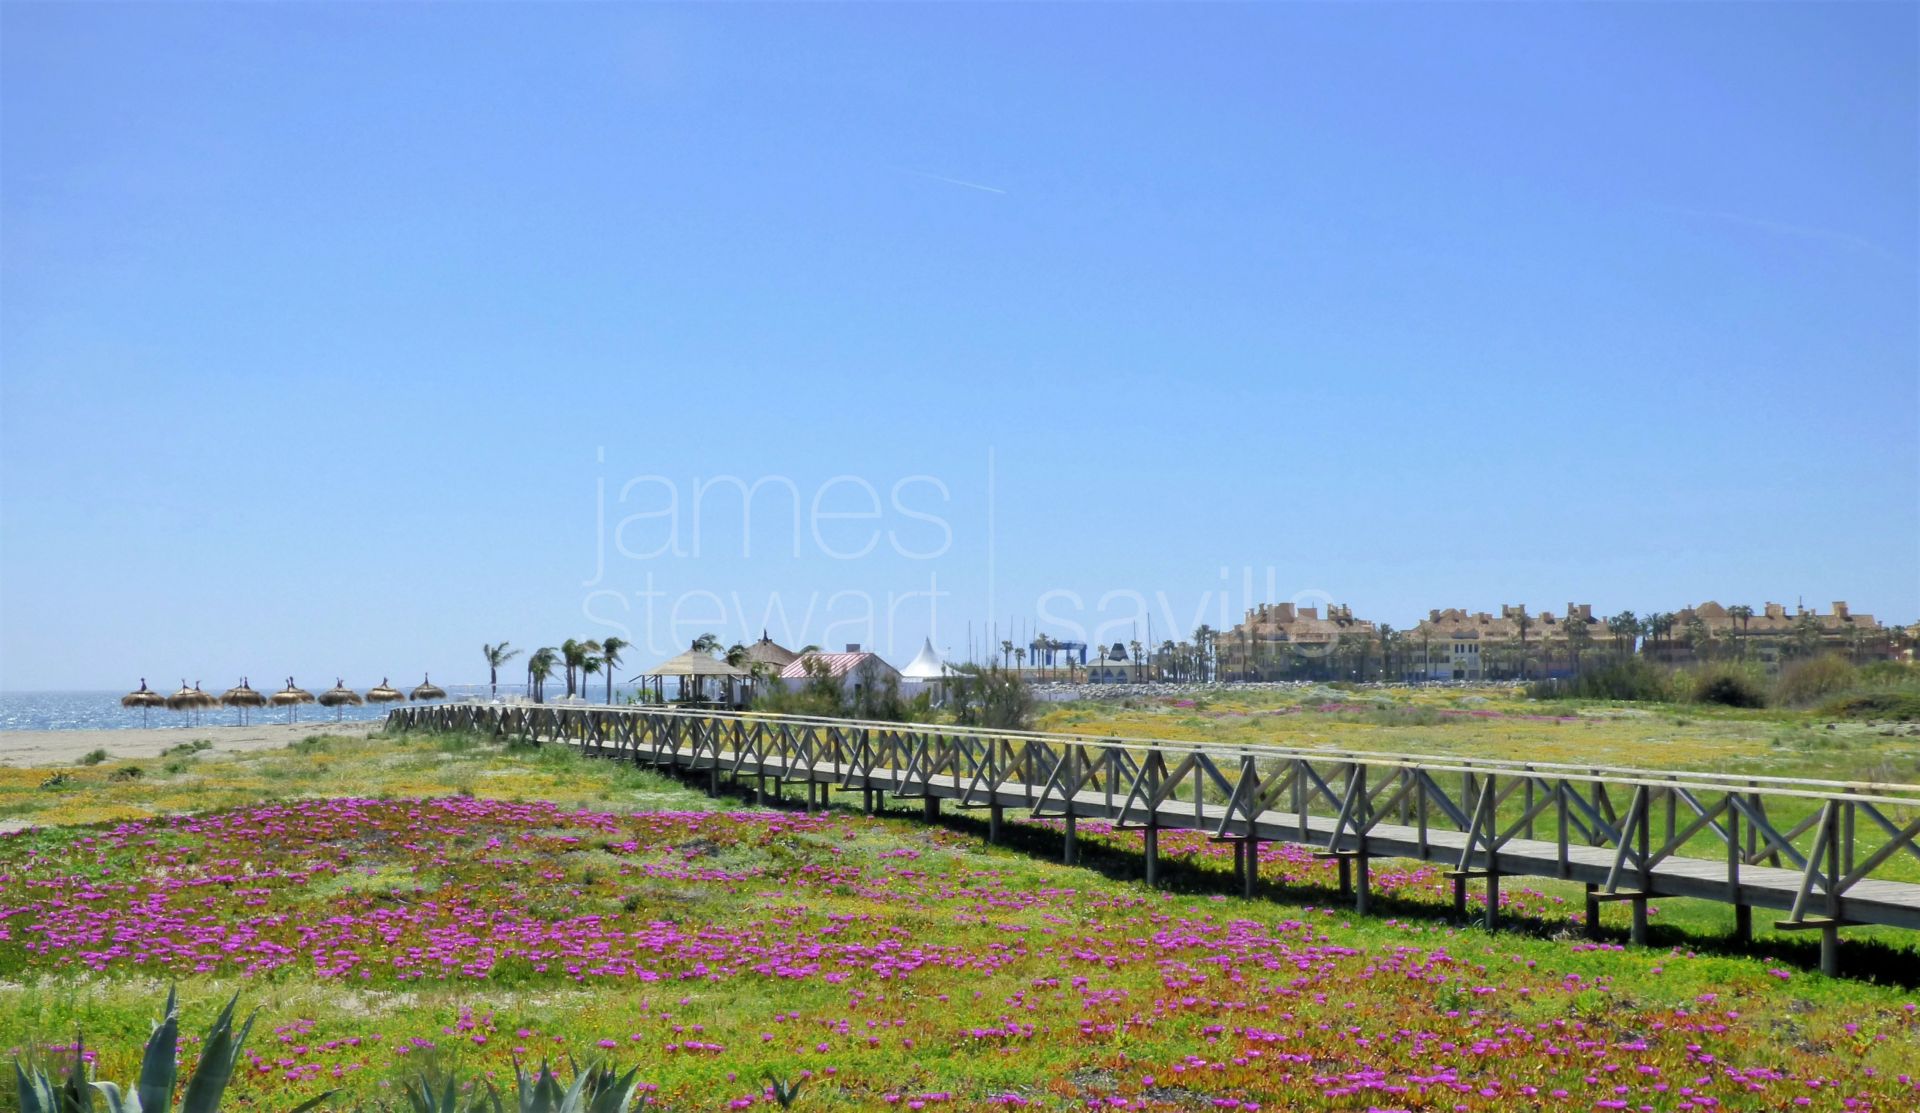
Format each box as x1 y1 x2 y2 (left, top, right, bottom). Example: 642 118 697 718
3 723 1919 1110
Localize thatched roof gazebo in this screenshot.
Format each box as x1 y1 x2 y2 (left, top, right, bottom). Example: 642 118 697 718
633 643 749 706
738 632 800 694
317 679 364 721
366 678 406 705
409 673 447 702
121 679 165 726
271 678 316 724
220 678 267 725
743 632 799 671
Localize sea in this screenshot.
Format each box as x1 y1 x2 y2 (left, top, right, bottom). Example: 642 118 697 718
0 685 612 732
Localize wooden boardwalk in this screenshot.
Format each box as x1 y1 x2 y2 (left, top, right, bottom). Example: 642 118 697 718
388 703 1920 975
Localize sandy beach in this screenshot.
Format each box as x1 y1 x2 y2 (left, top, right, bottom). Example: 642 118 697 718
0 719 379 767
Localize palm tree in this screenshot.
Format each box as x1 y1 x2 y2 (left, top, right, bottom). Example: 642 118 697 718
559 639 601 700
1791 613 1823 659
1509 606 1533 679
1190 626 1214 682
1128 639 1144 679
1564 614 1592 676
526 647 558 703
1000 639 1014 669
599 636 628 704
1607 612 1638 658
1376 623 1396 682
1685 615 1712 663
725 642 750 669
1727 604 1753 658
483 642 522 699
1641 612 1674 663
692 632 722 656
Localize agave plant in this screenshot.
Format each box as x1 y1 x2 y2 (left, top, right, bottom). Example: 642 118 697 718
395 1071 501 1113
510 1058 643 1113
763 1074 807 1108
12 987 330 1113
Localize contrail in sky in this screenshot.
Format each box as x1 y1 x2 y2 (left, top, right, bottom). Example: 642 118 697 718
897 167 1007 195
1664 205 1901 264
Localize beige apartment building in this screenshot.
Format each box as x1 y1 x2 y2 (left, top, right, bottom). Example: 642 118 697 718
1649 601 1895 666
1215 602 1378 679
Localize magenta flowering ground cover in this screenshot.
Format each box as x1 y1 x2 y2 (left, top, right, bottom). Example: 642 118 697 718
3 793 1917 1111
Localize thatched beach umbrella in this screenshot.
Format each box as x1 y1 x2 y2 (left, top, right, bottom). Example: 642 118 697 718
121 679 165 727
271 677 315 724
167 680 218 726
317 679 364 722
409 673 447 702
365 678 406 706
220 678 267 726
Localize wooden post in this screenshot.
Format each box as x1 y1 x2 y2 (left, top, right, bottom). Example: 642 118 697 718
1063 749 1079 865
1584 883 1601 940
1143 752 1161 886
1556 782 1571 879
1727 802 1750 943
988 802 1003 845
1823 804 1842 977
1293 761 1307 843
1482 774 1499 931
1631 789 1650 945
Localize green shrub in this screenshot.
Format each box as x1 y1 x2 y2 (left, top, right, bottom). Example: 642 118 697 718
1773 653 1858 707
1528 658 1676 703
1857 660 1920 688
1690 663 1768 708
1820 691 1920 721
78 749 109 766
944 665 1037 731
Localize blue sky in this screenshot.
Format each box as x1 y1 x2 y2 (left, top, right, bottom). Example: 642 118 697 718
2 3 1915 689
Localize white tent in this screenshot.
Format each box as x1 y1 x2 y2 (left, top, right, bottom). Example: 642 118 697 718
901 637 948 681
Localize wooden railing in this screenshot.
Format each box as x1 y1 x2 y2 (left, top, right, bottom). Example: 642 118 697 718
387 702 1920 975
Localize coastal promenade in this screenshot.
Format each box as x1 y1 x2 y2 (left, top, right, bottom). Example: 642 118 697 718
387 702 1920 975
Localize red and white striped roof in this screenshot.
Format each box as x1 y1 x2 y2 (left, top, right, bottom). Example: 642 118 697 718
778 651 900 680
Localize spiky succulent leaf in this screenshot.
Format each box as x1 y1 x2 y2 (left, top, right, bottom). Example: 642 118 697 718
558 1061 597 1113
18 1060 58 1113
283 1092 337 1113
135 987 179 1113
59 1037 96 1113
583 1066 640 1113
177 995 252 1113
91 1081 138 1113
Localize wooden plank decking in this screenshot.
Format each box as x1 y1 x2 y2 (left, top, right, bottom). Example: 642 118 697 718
387 702 1920 973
